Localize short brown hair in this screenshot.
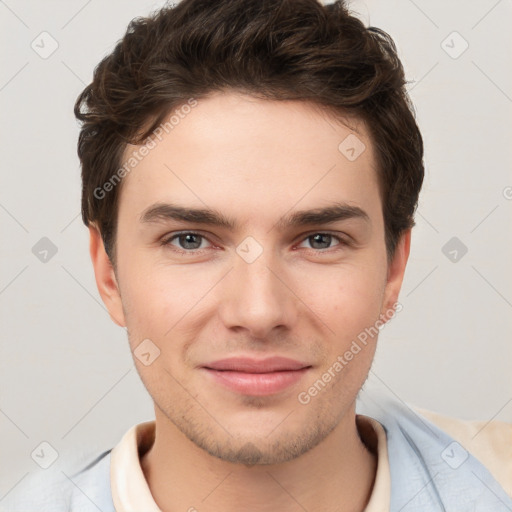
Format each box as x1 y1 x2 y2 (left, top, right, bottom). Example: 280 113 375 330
75 0 424 264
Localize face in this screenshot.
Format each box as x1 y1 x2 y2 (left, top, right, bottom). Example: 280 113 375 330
91 92 409 465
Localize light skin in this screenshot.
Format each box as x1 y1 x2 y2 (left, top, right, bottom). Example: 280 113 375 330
90 91 411 511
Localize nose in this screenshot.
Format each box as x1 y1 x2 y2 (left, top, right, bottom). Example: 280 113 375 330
217 243 298 340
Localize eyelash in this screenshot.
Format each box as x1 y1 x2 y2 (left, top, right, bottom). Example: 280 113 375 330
160 231 350 255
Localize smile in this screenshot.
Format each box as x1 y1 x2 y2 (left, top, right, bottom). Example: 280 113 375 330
201 357 312 396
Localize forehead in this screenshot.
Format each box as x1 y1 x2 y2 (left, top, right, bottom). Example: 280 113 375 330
118 92 380 225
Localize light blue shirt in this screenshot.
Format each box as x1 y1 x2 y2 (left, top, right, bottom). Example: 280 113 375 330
2 391 511 511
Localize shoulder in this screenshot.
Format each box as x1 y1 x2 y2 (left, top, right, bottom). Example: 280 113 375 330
413 405 512 498
1 448 115 512
68 448 116 511
0 466 72 511
357 390 512 508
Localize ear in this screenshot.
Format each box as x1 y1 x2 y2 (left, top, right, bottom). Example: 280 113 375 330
88 225 126 327
380 229 411 319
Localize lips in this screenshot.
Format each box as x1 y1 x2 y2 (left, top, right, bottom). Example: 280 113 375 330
203 356 309 373
201 357 311 396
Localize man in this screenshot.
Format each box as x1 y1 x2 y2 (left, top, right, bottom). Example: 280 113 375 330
3 0 511 510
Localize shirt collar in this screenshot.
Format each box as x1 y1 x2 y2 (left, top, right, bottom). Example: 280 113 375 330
110 415 390 511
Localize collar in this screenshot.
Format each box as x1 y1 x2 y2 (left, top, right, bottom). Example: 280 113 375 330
110 415 390 511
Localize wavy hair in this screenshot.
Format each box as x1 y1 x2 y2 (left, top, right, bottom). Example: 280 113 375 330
75 0 424 263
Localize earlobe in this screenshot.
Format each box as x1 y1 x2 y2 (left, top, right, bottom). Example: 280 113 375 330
381 229 411 318
88 225 126 327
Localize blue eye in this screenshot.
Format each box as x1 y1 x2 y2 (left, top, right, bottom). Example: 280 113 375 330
162 232 211 252
298 233 346 251
161 231 348 255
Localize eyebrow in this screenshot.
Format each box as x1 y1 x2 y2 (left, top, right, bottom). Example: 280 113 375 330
140 202 370 230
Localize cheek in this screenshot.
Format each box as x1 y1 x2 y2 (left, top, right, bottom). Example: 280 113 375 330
300 261 386 336
116 252 168 341
118 255 215 346
305 266 384 394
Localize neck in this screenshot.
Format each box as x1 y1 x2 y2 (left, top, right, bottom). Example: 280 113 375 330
140 403 378 512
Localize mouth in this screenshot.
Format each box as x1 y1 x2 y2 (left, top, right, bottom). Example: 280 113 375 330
201 357 312 396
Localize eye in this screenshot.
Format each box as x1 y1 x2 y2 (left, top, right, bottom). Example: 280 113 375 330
297 233 347 251
160 231 349 256
162 231 213 253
